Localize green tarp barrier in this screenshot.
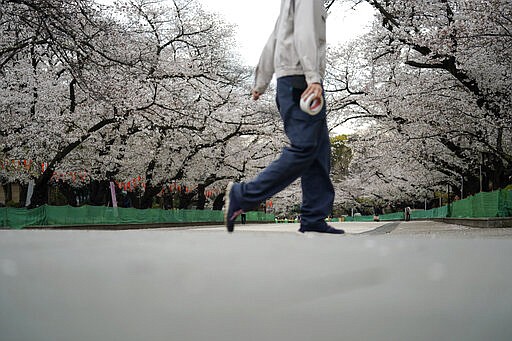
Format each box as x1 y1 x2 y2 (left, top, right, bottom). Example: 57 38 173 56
448 190 511 218
344 189 511 222
1 206 46 229
380 212 405 221
2 189 510 228
345 215 375 222
1 205 275 229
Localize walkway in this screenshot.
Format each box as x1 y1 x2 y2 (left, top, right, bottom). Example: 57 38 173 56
1 221 511 341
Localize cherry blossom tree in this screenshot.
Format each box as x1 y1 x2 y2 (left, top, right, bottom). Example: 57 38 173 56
0 0 282 208
0 0 125 206
327 0 511 208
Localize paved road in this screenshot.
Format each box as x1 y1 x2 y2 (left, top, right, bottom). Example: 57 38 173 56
392 220 512 238
1 221 512 341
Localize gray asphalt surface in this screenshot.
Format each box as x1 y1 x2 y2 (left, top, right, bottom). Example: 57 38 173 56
1 221 512 341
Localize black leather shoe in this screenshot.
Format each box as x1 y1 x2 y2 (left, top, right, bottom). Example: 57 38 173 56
224 182 243 233
299 225 345 234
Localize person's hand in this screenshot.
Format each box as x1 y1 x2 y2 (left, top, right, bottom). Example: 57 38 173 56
252 90 262 101
301 82 323 101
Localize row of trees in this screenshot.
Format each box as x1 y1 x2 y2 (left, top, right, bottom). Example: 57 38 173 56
0 0 285 208
1 0 510 214
325 0 511 212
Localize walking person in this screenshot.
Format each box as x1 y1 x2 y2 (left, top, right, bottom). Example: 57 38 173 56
373 206 382 222
224 0 344 234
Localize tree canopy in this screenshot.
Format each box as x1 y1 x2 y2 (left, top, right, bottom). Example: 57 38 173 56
326 0 511 210
0 0 283 208
1 0 510 213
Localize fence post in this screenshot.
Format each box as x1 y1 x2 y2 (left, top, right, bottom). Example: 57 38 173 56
1 207 6 228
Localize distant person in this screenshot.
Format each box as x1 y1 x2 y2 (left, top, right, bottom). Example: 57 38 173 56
405 207 411 221
224 0 343 234
373 206 382 222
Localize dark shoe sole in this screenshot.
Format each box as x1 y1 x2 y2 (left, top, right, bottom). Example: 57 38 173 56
299 226 345 234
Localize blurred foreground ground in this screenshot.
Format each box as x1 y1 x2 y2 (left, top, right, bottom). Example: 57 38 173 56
1 221 512 341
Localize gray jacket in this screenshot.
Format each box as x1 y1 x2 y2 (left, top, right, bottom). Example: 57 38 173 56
253 0 327 94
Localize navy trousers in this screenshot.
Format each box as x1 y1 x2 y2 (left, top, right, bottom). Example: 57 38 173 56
232 75 334 230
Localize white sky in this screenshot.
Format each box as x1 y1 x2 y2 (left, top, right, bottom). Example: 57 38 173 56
198 0 376 65
97 0 376 65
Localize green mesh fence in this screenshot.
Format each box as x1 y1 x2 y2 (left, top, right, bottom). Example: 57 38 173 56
449 190 512 218
380 212 405 221
345 215 375 222
344 189 511 222
2 189 510 229
0 205 275 229
1 206 47 229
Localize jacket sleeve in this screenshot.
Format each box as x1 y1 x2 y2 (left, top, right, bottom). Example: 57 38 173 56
253 26 276 94
294 0 323 85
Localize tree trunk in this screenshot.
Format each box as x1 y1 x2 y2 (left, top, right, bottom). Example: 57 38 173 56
140 185 162 209
212 193 225 211
178 191 195 209
30 178 50 208
2 184 11 203
196 184 206 210
89 180 110 206
57 182 79 207
17 183 27 207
